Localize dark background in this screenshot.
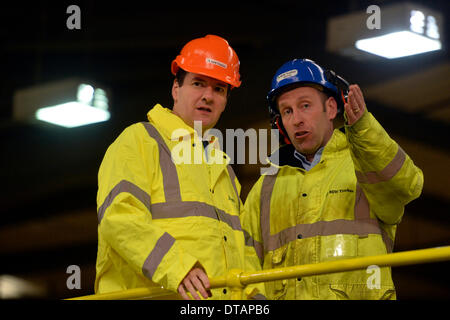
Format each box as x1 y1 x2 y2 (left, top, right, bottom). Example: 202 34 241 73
0 0 449 299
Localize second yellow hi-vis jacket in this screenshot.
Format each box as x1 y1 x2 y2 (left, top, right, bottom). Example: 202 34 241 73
95 104 265 299
241 110 423 300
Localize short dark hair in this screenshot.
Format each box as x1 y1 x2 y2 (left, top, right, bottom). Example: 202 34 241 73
175 68 231 96
175 69 188 86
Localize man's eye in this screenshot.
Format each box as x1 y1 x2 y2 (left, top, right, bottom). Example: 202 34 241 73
282 108 292 116
302 104 310 109
215 86 226 93
193 81 204 87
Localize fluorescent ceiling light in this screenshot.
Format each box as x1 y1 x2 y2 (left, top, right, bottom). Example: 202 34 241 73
355 30 442 59
36 102 110 128
13 79 111 128
326 3 444 60
77 84 94 104
0 275 46 299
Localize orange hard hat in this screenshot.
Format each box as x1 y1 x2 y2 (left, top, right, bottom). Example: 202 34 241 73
171 35 241 88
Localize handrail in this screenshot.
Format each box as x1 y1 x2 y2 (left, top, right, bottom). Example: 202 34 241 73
67 245 450 300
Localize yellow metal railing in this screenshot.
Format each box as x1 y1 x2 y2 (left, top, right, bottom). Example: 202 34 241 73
67 246 450 300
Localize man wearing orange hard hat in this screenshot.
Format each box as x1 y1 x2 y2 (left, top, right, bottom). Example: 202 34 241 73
94 35 265 300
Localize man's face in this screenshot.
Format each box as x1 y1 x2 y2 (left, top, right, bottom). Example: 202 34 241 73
277 86 337 160
172 72 228 132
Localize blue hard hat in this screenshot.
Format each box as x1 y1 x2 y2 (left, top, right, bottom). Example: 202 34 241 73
267 59 345 114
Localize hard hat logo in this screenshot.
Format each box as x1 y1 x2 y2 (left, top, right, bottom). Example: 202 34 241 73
171 35 241 88
206 58 227 69
276 69 298 83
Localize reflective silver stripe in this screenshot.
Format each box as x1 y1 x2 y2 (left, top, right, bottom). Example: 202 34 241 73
259 175 392 252
243 229 264 263
142 121 242 231
141 122 182 202
354 183 370 220
355 146 406 184
97 179 151 223
217 207 242 231
380 228 394 253
142 232 176 279
151 201 242 231
260 174 278 251
266 218 382 251
355 184 394 253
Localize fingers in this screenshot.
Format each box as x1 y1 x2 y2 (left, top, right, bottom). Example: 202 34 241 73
352 84 365 109
344 84 366 125
190 271 211 299
349 84 365 114
178 277 201 300
195 268 211 298
178 282 190 300
178 267 212 300
184 277 202 300
196 268 211 291
349 89 360 113
344 95 357 124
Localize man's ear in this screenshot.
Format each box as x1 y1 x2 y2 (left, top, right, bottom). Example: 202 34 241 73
326 97 338 121
172 79 179 104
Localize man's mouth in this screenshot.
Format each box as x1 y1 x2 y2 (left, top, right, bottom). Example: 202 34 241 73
295 131 309 139
197 106 212 113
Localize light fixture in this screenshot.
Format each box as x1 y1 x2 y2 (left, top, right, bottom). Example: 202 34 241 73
13 78 111 128
355 30 442 59
326 2 444 59
0 275 46 299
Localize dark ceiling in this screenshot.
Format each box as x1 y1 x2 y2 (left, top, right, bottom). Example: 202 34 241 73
1 0 449 300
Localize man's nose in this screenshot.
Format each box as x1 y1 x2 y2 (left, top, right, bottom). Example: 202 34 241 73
292 109 304 126
201 86 214 103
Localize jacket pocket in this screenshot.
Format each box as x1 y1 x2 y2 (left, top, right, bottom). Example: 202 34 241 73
320 234 358 262
265 245 288 300
330 284 395 300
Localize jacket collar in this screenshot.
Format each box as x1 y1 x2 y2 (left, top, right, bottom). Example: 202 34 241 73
147 104 198 140
147 104 224 155
267 129 348 169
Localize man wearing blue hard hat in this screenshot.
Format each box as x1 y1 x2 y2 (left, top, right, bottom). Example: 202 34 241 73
241 59 424 299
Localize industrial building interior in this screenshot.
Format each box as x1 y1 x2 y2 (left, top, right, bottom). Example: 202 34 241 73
1 0 449 300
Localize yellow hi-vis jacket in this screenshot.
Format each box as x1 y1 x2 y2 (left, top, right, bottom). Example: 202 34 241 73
241 110 424 300
95 104 265 299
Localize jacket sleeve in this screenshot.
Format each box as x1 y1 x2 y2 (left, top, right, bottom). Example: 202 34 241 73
241 177 265 269
97 124 198 293
345 110 424 224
